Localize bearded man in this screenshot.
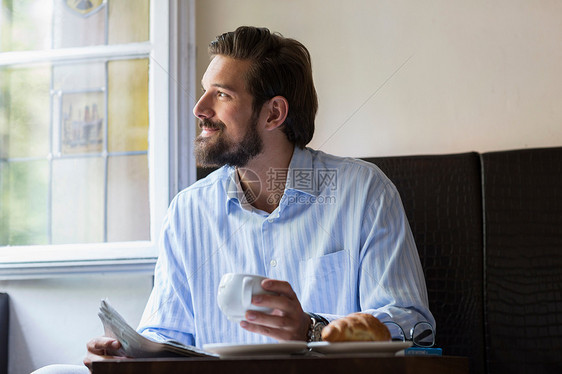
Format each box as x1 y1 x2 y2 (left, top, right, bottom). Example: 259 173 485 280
34 26 434 374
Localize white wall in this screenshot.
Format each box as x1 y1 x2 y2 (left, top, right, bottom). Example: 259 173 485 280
196 0 562 157
3 1 562 373
0 274 152 373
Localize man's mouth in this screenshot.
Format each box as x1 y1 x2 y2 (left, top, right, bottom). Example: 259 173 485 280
200 127 219 137
199 120 223 137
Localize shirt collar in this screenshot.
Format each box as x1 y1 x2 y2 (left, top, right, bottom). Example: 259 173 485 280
284 146 319 197
226 166 241 202
225 145 319 213
225 166 268 215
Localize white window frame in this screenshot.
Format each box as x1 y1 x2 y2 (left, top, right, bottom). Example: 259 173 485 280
0 0 197 279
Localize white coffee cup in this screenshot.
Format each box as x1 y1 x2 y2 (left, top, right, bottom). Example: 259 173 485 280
217 273 274 322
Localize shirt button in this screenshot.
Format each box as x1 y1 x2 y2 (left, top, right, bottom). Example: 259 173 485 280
270 259 277 267
268 218 274 223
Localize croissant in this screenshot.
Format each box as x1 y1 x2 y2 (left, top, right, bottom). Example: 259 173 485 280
321 313 391 342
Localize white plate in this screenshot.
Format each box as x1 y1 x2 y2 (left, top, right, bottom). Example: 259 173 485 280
308 341 412 355
203 341 308 358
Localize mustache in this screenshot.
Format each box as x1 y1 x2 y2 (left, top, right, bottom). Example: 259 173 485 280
198 119 226 131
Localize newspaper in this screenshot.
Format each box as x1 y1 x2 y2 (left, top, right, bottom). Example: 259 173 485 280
98 299 216 358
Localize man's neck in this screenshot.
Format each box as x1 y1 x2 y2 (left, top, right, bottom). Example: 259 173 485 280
237 142 295 214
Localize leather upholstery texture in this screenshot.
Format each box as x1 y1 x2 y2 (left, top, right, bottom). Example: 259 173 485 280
482 148 562 373
364 153 486 374
366 147 562 374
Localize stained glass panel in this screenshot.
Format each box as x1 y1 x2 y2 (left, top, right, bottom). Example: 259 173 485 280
52 0 107 49
0 0 52 52
108 59 149 153
1 0 150 51
51 157 104 244
60 91 105 154
107 154 149 242
0 160 49 246
108 0 149 44
52 62 106 92
0 66 50 159
1 0 153 249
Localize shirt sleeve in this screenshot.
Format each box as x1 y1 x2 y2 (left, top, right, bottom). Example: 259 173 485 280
136 197 196 346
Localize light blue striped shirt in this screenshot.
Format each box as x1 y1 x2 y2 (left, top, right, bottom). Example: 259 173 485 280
137 146 434 347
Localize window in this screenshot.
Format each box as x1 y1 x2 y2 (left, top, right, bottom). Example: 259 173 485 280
0 0 196 277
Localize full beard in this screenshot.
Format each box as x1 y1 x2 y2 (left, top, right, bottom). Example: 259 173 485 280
194 116 263 168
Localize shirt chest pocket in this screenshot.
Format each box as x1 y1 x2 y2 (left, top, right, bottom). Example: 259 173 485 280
297 250 352 312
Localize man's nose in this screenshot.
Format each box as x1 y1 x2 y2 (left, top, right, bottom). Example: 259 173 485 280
193 93 214 119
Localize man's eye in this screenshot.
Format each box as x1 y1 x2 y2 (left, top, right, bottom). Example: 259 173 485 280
218 91 229 98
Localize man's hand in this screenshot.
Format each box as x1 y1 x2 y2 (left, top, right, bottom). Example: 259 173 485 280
240 279 311 341
83 336 126 371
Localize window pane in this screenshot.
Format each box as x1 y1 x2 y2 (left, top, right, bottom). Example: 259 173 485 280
108 0 149 44
107 154 149 242
1 0 149 52
0 160 49 246
1 0 155 252
108 59 149 153
52 0 107 49
51 157 104 244
52 62 106 92
0 0 52 52
60 91 105 155
0 66 50 159
52 62 106 155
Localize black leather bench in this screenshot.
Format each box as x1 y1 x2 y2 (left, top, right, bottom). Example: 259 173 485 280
364 146 562 374
481 148 562 373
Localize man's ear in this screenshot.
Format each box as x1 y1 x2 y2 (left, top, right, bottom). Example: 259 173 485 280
264 96 289 131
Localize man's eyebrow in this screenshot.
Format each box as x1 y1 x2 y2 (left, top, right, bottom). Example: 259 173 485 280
201 82 236 91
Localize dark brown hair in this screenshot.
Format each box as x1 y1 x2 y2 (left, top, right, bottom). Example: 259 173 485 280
208 26 317 148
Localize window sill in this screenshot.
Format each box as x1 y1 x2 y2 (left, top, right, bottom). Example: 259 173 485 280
0 257 156 280
0 241 158 280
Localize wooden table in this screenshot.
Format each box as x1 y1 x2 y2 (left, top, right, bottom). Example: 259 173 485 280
92 355 469 374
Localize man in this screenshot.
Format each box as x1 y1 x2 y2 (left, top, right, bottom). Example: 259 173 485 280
82 26 433 369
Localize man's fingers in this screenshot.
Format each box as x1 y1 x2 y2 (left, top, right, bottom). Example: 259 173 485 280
86 337 121 355
245 310 291 329
251 293 292 311
243 308 309 341
240 320 294 341
261 279 297 299
243 279 309 341
84 338 126 372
